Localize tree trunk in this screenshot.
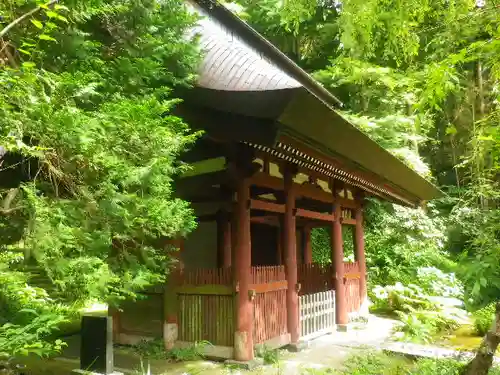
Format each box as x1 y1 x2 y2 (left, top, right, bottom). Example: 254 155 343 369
462 302 500 375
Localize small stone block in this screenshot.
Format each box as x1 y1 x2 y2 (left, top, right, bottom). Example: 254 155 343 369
336 324 349 332
72 370 123 375
224 358 264 370
80 316 113 374
287 342 307 352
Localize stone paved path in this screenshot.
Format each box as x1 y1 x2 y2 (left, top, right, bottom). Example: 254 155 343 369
22 315 495 375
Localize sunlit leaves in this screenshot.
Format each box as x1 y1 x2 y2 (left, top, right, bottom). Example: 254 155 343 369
38 34 56 41
30 19 43 29
0 0 200 359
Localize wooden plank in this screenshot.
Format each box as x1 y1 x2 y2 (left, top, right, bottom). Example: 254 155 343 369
251 172 283 190
296 208 335 222
176 284 233 295
342 218 357 225
251 215 280 227
250 280 288 294
343 273 361 280
250 172 359 209
250 199 285 213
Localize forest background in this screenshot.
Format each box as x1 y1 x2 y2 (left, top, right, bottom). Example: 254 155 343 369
0 0 499 361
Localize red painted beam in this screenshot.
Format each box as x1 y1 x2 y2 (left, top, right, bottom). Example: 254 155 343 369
250 199 285 214
296 208 335 222
250 171 358 209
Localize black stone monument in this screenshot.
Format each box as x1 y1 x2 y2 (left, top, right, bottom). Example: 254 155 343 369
80 315 114 374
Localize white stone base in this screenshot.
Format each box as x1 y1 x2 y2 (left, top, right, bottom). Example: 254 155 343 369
163 322 178 350
72 369 123 375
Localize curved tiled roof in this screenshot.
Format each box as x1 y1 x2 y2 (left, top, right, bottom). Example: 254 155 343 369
185 0 442 206
191 6 300 91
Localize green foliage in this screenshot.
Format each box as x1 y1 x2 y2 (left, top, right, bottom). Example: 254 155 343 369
472 303 495 336
408 358 465 375
306 352 500 375
371 281 464 343
416 267 464 299
0 312 67 359
238 0 500 314
371 283 435 314
166 340 210 362
326 351 410 375
311 226 354 265
132 339 210 362
133 339 167 360
0 0 200 360
394 310 461 344
255 345 280 365
364 200 451 287
393 312 434 344
453 206 500 307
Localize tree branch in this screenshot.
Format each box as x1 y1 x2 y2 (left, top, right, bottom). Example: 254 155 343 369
0 0 58 39
2 188 19 211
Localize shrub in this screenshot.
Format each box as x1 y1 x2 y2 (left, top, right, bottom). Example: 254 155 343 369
0 311 67 359
325 352 409 375
255 345 280 365
132 339 210 362
393 309 461 343
417 267 464 299
473 303 496 336
416 310 461 333
133 339 166 360
409 358 464 375
371 283 435 314
166 341 210 362
394 312 434 343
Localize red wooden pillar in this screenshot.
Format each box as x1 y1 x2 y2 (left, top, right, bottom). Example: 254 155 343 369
231 197 238 269
303 225 312 264
354 204 367 310
234 178 253 361
332 203 347 326
284 167 300 345
217 210 232 267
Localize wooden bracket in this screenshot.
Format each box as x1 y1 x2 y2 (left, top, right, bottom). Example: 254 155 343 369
248 289 256 301
296 283 301 293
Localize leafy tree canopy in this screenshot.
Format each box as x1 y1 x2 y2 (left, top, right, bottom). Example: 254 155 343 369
0 0 200 357
235 0 500 308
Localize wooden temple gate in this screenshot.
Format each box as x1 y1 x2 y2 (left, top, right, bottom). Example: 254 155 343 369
146 0 437 359
251 266 288 345
297 261 362 340
171 266 289 352
176 268 234 347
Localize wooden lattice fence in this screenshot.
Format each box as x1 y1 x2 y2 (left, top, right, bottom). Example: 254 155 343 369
176 268 234 346
299 290 335 340
252 266 288 344
343 262 361 314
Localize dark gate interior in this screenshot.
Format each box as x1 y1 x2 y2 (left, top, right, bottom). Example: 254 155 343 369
251 223 279 266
